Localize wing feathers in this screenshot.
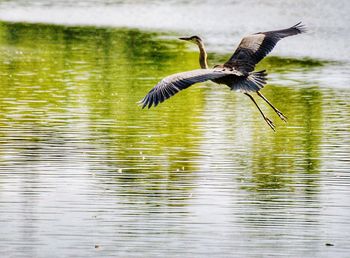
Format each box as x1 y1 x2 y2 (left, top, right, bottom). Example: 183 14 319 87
264 22 307 38
140 68 242 108
225 22 306 72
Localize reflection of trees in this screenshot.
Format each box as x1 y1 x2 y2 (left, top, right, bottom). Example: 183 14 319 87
0 22 204 205
258 56 325 74
231 86 323 243
245 85 323 194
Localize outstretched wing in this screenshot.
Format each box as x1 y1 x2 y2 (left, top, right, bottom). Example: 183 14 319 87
224 22 306 73
139 68 243 108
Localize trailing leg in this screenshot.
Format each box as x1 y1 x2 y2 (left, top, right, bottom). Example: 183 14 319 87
257 91 287 122
244 93 275 131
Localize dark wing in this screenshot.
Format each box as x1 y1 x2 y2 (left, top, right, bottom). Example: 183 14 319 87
224 22 306 72
139 68 243 108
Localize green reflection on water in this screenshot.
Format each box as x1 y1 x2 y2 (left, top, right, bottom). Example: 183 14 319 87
245 85 323 193
0 22 207 202
0 21 328 197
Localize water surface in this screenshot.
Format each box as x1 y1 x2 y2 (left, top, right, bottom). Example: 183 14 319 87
0 16 349 258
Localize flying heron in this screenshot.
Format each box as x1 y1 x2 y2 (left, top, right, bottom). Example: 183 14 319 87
139 22 306 131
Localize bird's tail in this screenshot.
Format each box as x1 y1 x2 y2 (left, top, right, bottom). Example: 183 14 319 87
231 70 267 92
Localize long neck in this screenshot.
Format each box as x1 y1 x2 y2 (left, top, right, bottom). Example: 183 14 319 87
197 41 208 69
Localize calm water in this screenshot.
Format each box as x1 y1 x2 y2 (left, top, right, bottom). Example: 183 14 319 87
0 2 350 257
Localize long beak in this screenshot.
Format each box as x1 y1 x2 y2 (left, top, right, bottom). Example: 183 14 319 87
179 37 191 41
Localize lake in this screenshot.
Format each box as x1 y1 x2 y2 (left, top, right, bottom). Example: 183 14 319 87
0 1 349 257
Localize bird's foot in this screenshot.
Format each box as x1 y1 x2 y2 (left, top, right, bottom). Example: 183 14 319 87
276 110 288 123
265 117 276 131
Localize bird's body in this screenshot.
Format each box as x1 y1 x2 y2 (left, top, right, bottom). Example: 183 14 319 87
140 22 306 130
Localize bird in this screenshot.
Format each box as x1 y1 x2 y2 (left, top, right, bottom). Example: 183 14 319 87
139 22 306 131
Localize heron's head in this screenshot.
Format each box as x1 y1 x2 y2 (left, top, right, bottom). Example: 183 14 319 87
179 35 203 45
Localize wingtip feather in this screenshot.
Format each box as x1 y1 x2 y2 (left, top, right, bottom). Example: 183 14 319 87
141 95 149 109
292 22 307 34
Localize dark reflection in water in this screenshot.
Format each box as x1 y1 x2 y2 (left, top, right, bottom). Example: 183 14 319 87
0 22 349 257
